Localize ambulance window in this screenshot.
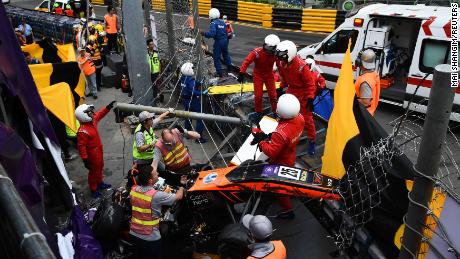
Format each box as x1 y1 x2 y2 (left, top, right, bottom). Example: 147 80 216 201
420 39 450 73
321 30 359 54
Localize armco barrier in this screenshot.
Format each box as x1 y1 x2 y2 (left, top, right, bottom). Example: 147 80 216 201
237 1 270 23
335 10 347 28
272 7 303 30
152 0 165 11
301 9 337 32
98 0 347 34
92 0 105 5
211 0 238 20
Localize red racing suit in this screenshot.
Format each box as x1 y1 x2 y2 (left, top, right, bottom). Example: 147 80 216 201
240 47 278 113
77 107 109 191
311 70 326 95
276 56 316 141
259 114 304 211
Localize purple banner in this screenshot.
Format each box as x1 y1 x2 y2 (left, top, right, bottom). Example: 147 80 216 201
0 122 41 205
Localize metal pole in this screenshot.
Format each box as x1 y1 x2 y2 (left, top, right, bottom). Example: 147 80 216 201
192 0 203 81
165 0 177 72
0 165 56 259
122 0 154 106
143 0 152 39
398 64 456 259
116 102 242 124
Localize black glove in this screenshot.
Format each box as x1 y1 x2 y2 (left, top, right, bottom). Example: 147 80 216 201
200 31 205 36
83 159 91 169
250 132 269 146
237 72 245 83
306 98 314 112
276 87 286 98
176 125 185 134
106 100 116 110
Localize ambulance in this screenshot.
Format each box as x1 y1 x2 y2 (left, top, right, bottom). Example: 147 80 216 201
298 4 458 121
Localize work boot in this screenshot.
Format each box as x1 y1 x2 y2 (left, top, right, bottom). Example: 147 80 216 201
308 141 316 156
93 94 98 100
98 182 112 190
276 210 295 220
91 191 102 199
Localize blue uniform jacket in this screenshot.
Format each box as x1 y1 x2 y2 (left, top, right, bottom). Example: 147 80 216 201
204 19 228 41
180 76 203 99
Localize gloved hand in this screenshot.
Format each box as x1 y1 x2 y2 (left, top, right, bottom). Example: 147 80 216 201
83 159 91 169
168 108 175 115
176 125 185 134
237 72 245 83
276 87 286 98
306 98 314 112
251 132 269 146
200 31 205 36
202 88 209 95
106 100 116 110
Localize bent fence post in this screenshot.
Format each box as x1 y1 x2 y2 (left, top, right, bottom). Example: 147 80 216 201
115 102 243 125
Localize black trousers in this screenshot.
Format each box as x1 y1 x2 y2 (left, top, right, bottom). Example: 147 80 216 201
151 73 159 98
106 33 118 52
130 234 162 259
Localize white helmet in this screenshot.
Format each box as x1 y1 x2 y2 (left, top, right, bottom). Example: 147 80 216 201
360 49 376 70
263 34 280 54
75 104 95 123
275 40 297 63
209 8 220 19
276 94 300 119
180 62 194 76
305 57 322 73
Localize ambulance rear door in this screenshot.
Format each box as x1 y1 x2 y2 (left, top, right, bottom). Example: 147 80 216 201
406 20 460 122
314 27 361 89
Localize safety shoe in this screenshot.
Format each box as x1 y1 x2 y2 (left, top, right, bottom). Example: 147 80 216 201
93 94 98 100
308 141 316 156
91 191 102 199
98 182 112 190
276 210 295 220
195 138 207 144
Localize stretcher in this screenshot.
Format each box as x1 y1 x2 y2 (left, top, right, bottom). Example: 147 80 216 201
208 82 281 95
230 116 278 166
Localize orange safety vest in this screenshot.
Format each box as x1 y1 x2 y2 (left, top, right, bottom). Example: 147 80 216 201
247 241 286 259
155 132 191 171
77 53 96 76
104 14 118 34
225 22 233 38
129 187 160 235
355 70 380 116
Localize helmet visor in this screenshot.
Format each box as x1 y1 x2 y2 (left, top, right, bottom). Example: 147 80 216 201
263 44 276 54
84 105 95 115
274 49 289 62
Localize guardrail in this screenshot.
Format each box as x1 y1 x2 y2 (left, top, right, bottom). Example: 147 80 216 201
302 9 346 32
237 1 270 23
118 0 348 33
